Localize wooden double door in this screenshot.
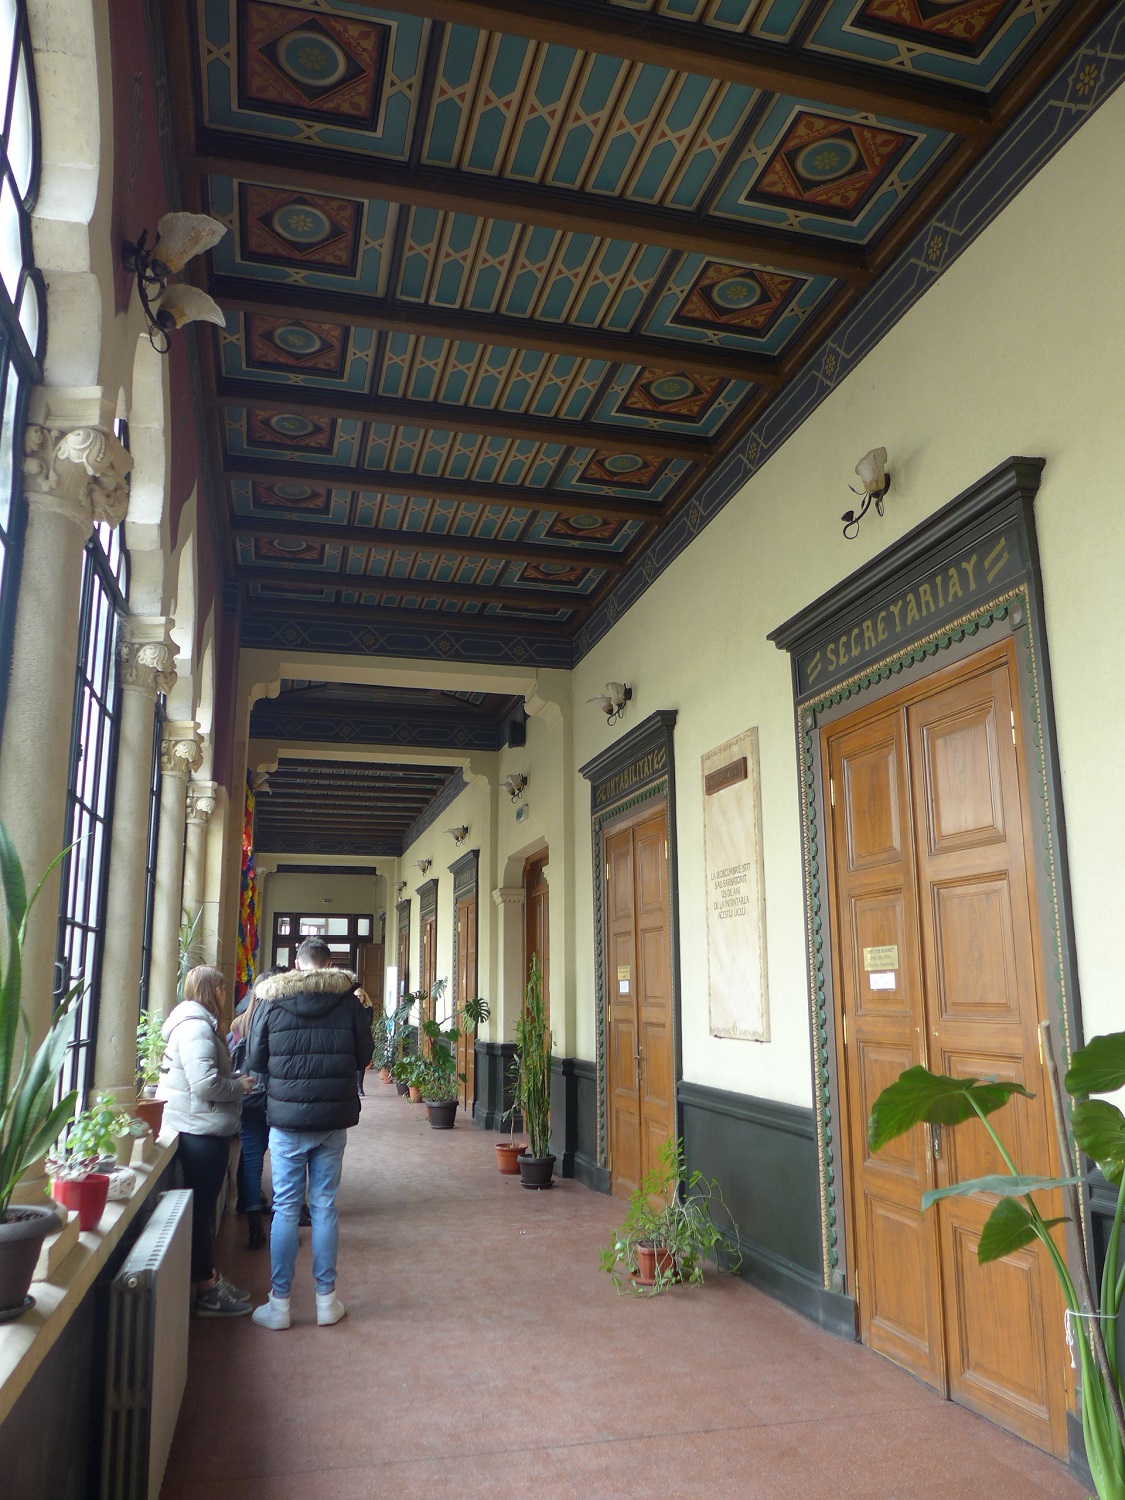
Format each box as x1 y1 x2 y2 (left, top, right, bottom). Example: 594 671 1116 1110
455 891 477 1110
605 803 675 1201
825 637 1068 1456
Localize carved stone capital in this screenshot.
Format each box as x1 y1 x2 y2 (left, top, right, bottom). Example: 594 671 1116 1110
161 726 203 780
120 638 177 699
186 781 217 824
23 423 134 530
492 886 525 910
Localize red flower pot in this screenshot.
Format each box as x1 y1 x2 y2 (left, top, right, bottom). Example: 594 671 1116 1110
135 1097 164 1136
495 1142 526 1175
52 1173 111 1233
633 1244 677 1287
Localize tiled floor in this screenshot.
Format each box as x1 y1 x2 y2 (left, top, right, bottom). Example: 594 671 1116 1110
160 1082 1085 1499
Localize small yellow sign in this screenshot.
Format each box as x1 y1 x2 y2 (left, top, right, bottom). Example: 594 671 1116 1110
863 945 899 971
617 965 630 982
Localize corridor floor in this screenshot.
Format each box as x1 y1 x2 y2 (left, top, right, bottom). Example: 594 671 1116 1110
160 1081 1085 1500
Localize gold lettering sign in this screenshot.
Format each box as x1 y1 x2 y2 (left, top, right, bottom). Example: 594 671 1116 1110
617 966 630 981
595 744 668 807
863 945 899 970
802 536 1017 692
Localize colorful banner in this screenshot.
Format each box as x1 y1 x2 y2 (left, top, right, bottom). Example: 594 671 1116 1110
235 771 260 1001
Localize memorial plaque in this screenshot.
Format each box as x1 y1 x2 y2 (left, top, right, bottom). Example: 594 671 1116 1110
702 729 769 1041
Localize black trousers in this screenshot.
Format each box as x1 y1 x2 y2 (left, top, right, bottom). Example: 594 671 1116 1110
177 1132 232 1282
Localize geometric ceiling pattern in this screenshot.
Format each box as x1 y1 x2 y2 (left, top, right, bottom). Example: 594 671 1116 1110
167 0 1113 662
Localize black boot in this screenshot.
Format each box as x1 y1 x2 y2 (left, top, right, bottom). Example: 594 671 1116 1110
247 1210 266 1250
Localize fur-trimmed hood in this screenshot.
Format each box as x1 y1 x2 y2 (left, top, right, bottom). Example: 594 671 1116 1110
254 966 357 1014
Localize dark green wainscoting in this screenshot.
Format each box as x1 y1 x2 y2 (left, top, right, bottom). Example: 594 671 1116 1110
550 1057 607 1191
679 1080 856 1339
473 1039 519 1131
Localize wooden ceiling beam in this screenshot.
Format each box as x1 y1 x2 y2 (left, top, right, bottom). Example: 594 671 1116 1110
185 139 871 284
213 281 781 388
236 564 583 611
368 0 992 139
233 517 627 571
224 460 665 524
212 383 711 462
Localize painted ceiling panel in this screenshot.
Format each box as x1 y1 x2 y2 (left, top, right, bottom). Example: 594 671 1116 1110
807 0 1067 92
178 0 1111 663
199 0 429 156
711 99 951 242
207 175 396 293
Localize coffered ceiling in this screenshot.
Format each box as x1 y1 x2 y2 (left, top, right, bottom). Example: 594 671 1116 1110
165 0 1114 671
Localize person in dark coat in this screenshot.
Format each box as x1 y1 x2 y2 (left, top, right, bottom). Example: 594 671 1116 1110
246 937 374 1330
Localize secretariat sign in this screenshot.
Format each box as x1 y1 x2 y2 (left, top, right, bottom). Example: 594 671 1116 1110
796 527 1026 697
593 743 668 809
702 729 769 1042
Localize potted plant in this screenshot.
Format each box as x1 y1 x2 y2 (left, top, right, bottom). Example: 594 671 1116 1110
868 1021 1125 1500
388 993 416 1095
135 1010 166 1133
600 1138 742 1293
371 1007 392 1083
0 823 78 1319
46 1150 110 1234
513 955 554 1188
418 998 490 1130
68 1091 128 1169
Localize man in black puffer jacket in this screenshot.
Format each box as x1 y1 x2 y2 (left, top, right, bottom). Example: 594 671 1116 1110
246 937 374 1331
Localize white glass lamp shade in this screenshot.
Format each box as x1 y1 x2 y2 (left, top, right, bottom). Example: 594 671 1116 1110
586 692 613 713
155 284 227 330
151 212 227 275
854 447 889 495
604 681 628 708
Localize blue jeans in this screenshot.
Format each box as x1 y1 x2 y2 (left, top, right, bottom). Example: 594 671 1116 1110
238 1107 268 1212
268 1127 347 1296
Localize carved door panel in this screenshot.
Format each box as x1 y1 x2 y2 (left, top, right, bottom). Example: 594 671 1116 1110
606 826 640 1200
455 893 477 1111
397 919 409 999
827 639 1069 1457
908 651 1068 1455
827 708 946 1390
605 803 674 1201
420 914 436 1050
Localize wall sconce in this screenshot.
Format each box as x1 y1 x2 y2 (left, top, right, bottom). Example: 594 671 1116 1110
448 826 469 845
501 773 527 803
396 881 408 897
250 771 272 794
842 447 891 540
122 212 228 354
415 858 432 875
587 681 632 726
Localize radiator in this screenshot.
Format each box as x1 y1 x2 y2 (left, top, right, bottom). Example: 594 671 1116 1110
100 1189 193 1500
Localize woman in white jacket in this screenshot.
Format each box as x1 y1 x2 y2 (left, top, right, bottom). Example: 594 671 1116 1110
158 965 253 1317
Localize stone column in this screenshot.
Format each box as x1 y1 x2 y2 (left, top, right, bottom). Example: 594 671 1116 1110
92 621 176 1106
492 886 526 1041
0 397 132 1052
148 722 202 1018
182 779 216 932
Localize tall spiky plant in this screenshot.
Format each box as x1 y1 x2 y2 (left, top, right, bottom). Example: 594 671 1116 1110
0 822 80 1218
514 953 552 1160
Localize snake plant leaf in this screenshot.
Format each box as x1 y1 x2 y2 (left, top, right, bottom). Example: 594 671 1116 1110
921 1173 1079 1211
1065 1032 1125 1098
1070 1099 1125 1184
977 1197 1068 1265
868 1067 1034 1154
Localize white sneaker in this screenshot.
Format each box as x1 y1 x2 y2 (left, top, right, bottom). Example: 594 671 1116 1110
316 1289 346 1326
252 1294 291 1330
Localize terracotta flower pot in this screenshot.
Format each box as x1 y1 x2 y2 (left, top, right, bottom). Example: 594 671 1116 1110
0 1205 62 1321
495 1141 526 1175
408 1084 423 1103
135 1097 164 1136
52 1172 111 1233
379 1067 392 1084
633 1243 677 1287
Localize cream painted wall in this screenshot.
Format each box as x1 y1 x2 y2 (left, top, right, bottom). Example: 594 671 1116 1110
570 82 1125 1108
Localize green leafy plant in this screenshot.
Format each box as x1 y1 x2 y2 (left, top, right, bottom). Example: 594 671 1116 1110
600 1137 742 1294
66 1092 129 1162
419 1019 463 1103
513 954 552 1160
869 1022 1125 1500
0 822 81 1218
136 1010 166 1094
371 1008 391 1070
